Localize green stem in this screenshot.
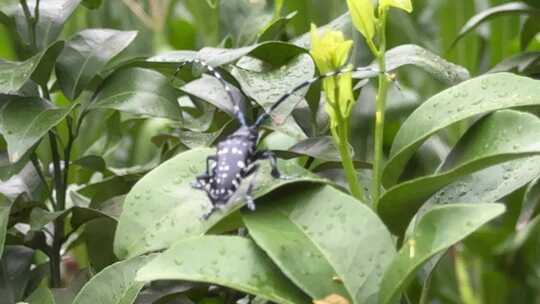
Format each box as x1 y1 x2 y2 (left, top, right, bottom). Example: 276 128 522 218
48 131 64 288
30 153 55 209
335 126 364 201
371 9 389 210
454 247 480 304
19 0 36 51
332 81 365 202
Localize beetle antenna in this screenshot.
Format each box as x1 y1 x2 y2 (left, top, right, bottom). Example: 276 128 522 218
174 59 248 127
254 65 381 127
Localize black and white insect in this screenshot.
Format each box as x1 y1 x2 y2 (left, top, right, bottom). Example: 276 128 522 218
174 59 378 219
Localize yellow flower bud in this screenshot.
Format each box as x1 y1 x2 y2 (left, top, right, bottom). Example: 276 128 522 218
310 24 353 74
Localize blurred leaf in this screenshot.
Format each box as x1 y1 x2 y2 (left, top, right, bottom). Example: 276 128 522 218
380 110 540 234
136 236 310 304
29 207 65 231
0 246 34 303
489 51 540 74
244 185 395 303
72 256 151 304
219 0 273 46
0 41 63 94
346 0 376 43
517 175 540 229
25 286 56 304
56 29 137 100
0 194 11 257
258 11 297 42
84 217 118 273
379 0 413 13
489 0 521 66
0 162 43 201
384 73 540 188
379 203 505 304
180 75 241 117
0 95 75 162
521 16 540 50
113 147 327 259
81 0 102 9
352 44 470 85
439 0 480 73
232 54 315 124
9 0 81 50
90 68 182 120
146 41 306 71
451 2 540 49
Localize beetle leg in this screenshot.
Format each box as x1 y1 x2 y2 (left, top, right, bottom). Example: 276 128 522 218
201 205 218 220
254 150 281 178
245 182 256 211
205 155 217 175
241 164 260 211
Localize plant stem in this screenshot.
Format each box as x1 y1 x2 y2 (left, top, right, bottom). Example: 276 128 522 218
19 0 36 51
454 247 480 304
332 82 365 202
48 131 64 287
335 127 364 201
372 10 389 210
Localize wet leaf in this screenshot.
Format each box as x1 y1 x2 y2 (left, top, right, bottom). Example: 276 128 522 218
379 203 505 304
136 236 310 304
244 185 395 303
232 54 315 124
384 73 540 187
0 95 75 162
72 256 151 304
380 110 540 234
451 2 540 49
56 29 137 100
90 68 182 120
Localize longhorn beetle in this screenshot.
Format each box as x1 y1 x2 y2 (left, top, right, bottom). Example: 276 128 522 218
174 59 380 220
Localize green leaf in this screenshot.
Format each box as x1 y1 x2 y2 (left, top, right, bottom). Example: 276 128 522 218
379 203 506 304
90 68 182 120
379 110 540 234
9 0 81 50
82 0 102 9
489 52 540 73
231 54 315 124
25 287 56 304
0 194 12 257
346 0 376 43
353 44 470 85
0 246 34 303
72 256 150 304
56 29 137 100
383 73 540 188
521 17 540 50
379 0 412 13
517 175 540 229
243 185 396 303
0 41 63 94
146 41 306 71
136 236 310 304
180 75 240 117
451 2 540 49
113 147 327 259
258 11 297 42
0 95 75 162
84 218 118 273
